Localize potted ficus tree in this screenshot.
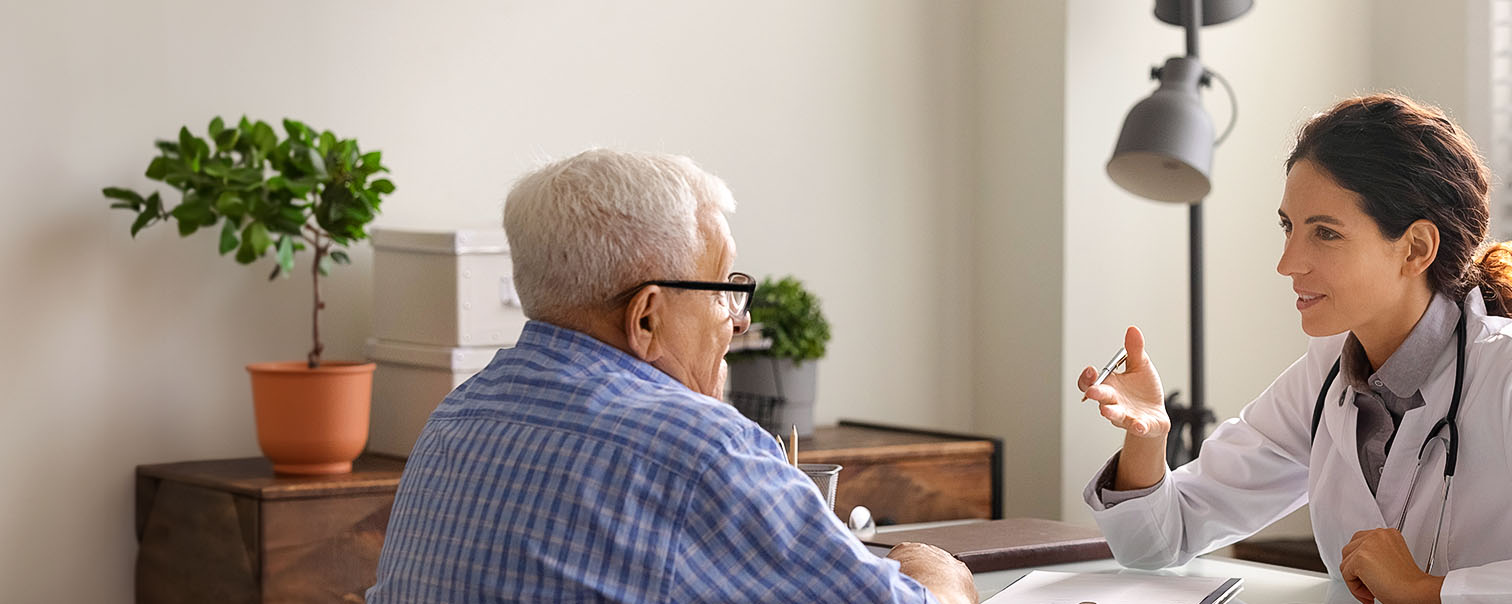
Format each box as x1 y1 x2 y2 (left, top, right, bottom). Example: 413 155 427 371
726 275 832 437
105 116 394 475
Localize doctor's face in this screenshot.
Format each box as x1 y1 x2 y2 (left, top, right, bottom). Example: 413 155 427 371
1275 160 1422 340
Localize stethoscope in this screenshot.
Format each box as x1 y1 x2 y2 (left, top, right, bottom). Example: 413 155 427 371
1311 303 1466 574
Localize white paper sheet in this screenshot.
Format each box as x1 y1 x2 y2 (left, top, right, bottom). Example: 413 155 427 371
983 570 1243 604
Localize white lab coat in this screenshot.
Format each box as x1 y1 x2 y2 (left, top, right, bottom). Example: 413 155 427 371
1084 289 1512 603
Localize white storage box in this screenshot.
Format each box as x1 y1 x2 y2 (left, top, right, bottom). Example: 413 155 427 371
366 338 503 457
372 228 528 347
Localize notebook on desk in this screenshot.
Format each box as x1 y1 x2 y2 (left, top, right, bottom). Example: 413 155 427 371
863 518 1114 573
984 570 1243 604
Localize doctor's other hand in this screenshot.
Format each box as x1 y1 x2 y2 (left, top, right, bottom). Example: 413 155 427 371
1078 326 1169 439
1339 528 1444 604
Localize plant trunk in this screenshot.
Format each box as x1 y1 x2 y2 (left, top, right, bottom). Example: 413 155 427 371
308 239 327 369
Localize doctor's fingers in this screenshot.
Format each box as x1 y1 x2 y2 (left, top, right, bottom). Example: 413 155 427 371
1097 401 1151 435
1123 326 1154 370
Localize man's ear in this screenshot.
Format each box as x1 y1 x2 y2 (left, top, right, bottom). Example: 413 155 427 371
1402 219 1440 278
623 286 664 362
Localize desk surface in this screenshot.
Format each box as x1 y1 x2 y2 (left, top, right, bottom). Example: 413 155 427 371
877 521 1349 603
973 556 1352 604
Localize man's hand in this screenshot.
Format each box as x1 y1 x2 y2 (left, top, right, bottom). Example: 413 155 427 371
887 542 977 604
1339 528 1443 603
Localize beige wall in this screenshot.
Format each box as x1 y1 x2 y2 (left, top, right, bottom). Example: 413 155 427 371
1058 0 1375 531
0 0 1494 600
973 0 1068 521
0 2 979 600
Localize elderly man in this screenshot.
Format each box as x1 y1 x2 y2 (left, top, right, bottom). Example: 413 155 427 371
367 149 976 603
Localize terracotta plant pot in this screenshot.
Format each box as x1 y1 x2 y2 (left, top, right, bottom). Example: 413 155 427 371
246 361 376 475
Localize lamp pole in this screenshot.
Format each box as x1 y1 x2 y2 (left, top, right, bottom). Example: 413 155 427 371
1182 0 1213 459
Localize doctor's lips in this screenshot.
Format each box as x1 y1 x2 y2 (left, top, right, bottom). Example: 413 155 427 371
1294 288 1325 311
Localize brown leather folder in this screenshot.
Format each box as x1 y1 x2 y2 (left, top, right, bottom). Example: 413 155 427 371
863 517 1114 573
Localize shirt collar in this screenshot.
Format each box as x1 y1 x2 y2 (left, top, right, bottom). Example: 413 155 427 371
1340 291 1461 398
514 320 682 389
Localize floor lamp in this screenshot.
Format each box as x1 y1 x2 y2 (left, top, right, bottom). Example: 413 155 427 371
1106 0 1251 465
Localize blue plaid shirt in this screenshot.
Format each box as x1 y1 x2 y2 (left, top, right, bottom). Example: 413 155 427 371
368 321 936 603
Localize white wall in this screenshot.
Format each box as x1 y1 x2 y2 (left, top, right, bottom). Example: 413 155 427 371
0 2 979 600
1058 0 1375 530
973 0 1068 520
1 1 1492 600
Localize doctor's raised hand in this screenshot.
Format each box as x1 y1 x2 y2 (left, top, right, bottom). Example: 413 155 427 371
1077 326 1169 491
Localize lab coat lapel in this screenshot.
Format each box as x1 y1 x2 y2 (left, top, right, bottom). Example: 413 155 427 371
1375 343 1456 532
1318 386 1384 526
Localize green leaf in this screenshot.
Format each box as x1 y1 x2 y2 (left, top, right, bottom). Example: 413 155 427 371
245 222 273 254
235 235 257 264
145 156 169 180
305 146 328 179
252 121 277 153
218 220 238 255
145 192 163 217
213 126 240 151
317 255 332 276
214 191 245 216
360 151 382 171
282 119 309 141
369 178 395 194
178 127 194 158
318 131 336 155
208 116 224 138
330 249 350 265
130 211 154 237
276 236 295 274
202 159 230 178
102 187 144 208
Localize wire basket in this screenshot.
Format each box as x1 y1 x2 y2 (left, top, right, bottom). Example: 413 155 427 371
799 463 842 511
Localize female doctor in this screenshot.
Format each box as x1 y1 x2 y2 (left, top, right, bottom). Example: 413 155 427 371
1079 93 1512 604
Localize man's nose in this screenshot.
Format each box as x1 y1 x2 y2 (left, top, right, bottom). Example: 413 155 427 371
732 311 751 336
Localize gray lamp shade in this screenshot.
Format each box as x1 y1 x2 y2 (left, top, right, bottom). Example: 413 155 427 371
1107 56 1214 203
1154 0 1254 26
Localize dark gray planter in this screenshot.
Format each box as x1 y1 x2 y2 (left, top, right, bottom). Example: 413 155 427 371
727 357 818 436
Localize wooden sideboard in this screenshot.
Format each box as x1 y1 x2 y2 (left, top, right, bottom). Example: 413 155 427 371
798 420 1001 525
134 422 999 601
135 455 404 603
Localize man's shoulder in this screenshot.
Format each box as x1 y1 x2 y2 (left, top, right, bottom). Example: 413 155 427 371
433 344 754 476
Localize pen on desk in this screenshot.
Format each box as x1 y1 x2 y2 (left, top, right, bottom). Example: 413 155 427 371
1081 346 1128 402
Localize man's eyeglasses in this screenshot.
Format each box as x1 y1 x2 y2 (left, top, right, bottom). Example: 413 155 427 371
614 272 756 318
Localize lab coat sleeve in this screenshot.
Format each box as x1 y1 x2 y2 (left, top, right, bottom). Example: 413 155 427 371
1082 341 1331 570
1442 561 1512 603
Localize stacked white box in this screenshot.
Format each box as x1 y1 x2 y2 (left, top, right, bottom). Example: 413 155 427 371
365 339 500 456
368 228 527 456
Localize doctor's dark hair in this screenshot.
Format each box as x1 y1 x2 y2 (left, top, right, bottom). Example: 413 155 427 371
1285 93 1512 317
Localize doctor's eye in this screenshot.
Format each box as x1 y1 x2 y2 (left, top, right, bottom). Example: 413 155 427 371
1315 226 1341 241
1278 219 1292 235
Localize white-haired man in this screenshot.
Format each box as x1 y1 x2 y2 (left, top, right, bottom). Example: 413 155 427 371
367 149 976 603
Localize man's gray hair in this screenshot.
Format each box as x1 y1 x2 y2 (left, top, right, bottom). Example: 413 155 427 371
503 149 737 321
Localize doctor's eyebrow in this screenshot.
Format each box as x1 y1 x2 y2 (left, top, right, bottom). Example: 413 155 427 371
1277 210 1345 226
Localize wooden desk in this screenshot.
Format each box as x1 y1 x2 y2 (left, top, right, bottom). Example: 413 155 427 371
798 421 1001 524
135 455 404 603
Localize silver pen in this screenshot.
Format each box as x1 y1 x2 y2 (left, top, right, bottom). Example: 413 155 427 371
1081 346 1128 401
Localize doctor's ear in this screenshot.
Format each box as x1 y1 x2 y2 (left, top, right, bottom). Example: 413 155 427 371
1402 219 1440 277
623 286 665 363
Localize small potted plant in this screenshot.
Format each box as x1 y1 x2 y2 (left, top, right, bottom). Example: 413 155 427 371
105 116 394 475
726 275 832 436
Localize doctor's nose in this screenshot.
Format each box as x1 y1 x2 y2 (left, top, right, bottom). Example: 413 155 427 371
1276 240 1306 277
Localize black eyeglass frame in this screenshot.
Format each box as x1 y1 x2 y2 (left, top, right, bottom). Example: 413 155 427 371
613 272 756 318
